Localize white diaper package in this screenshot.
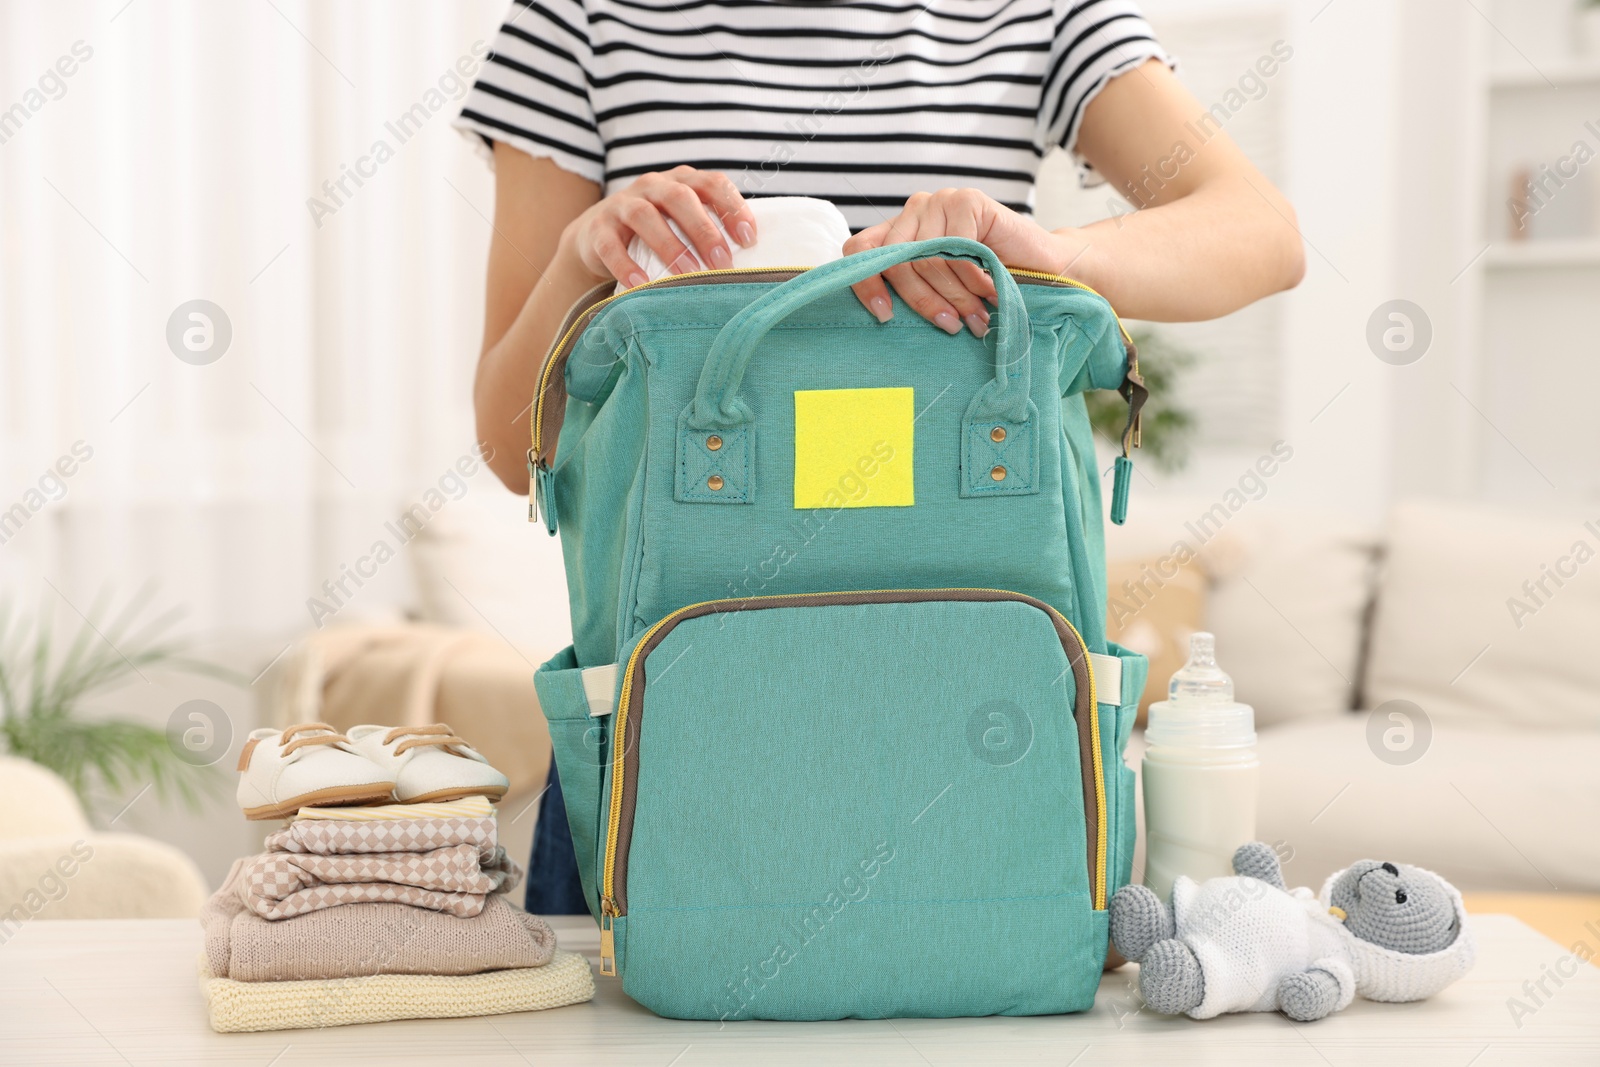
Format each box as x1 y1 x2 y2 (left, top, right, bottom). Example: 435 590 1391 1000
622 195 850 290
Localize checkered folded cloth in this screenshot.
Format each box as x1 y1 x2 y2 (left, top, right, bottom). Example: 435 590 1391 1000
264 815 497 858
240 816 522 920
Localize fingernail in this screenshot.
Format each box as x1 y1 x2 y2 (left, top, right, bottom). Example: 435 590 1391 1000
670 252 699 274
868 295 893 323
964 313 989 338
934 312 961 335
710 244 732 269
626 271 649 289
735 221 756 247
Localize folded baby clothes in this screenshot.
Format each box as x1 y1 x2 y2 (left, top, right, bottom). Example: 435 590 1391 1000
292 794 495 821
241 816 520 920
623 195 851 289
197 949 594 1032
263 812 498 857
239 844 520 920
204 859 555 981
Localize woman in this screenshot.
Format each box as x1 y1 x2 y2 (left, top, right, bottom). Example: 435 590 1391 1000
455 0 1302 912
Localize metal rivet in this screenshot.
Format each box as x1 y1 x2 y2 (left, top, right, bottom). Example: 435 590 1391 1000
990 465 1007 482
706 435 722 451
990 426 1007 443
707 474 725 491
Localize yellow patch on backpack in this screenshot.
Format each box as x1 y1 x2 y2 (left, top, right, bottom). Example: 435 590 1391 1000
793 387 914 509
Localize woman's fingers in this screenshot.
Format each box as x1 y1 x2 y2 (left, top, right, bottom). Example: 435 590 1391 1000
844 224 896 323
907 196 993 331
906 257 990 335
907 254 992 335
875 208 964 334
575 167 762 287
844 193 1002 334
614 197 698 278
874 200 978 335
952 259 999 305
882 260 969 335
678 168 758 248
642 176 732 271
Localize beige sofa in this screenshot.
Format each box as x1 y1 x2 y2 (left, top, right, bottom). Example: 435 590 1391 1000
1108 497 1600 893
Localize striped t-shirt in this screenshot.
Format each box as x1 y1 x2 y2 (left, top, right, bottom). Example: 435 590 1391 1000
455 0 1168 232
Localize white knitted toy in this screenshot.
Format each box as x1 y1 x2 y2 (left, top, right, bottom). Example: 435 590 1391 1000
1110 842 1475 1021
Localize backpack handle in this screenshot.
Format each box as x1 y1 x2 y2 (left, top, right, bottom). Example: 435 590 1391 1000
675 237 1040 506
691 237 1032 428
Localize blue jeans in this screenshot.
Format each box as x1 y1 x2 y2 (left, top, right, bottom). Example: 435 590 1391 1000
524 760 589 915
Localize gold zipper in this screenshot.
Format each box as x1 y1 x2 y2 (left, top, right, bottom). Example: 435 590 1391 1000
528 265 1131 467
594 587 1108 975
1007 268 1135 347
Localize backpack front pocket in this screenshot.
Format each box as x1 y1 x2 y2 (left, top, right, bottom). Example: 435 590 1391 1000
600 589 1109 1020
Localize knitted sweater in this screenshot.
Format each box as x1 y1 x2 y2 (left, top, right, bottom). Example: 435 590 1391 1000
1171 874 1354 1020
198 950 595 1032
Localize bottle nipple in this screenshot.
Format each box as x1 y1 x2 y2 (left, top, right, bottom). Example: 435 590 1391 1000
1169 632 1234 704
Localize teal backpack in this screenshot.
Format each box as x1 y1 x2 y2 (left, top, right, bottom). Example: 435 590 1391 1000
529 238 1149 1021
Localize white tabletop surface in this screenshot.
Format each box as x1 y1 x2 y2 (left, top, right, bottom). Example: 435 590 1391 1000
1 913 1597 1066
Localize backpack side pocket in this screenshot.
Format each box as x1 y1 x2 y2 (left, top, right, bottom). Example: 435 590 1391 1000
533 646 617 921
1099 641 1149 902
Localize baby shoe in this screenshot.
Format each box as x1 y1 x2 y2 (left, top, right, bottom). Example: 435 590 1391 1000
236 723 396 821
345 724 509 804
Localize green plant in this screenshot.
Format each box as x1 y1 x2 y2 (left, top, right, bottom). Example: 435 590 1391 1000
0 589 240 815
1086 325 1198 474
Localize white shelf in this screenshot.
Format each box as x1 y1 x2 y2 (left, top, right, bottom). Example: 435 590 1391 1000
1483 239 1600 269
1490 61 1600 90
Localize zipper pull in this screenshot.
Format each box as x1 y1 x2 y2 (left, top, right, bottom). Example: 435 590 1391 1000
536 461 559 536
526 450 539 524
1112 348 1147 527
1110 455 1133 526
599 897 617 976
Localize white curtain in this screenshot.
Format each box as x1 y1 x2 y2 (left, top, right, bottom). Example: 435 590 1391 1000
0 0 560 656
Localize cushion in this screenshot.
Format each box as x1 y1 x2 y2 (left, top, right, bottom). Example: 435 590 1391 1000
406 493 572 657
1205 508 1376 727
1251 715 1600 892
1106 499 1378 727
1364 499 1600 730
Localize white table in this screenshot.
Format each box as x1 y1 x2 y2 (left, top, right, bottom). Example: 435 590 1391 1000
2 914 1597 1065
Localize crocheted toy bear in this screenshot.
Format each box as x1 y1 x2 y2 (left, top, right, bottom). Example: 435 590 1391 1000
1110 842 1475 1022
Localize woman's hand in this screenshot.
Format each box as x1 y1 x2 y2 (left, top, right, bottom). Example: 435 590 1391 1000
843 189 1071 337
564 165 758 289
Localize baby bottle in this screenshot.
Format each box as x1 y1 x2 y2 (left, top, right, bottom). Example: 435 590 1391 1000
1141 632 1259 901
